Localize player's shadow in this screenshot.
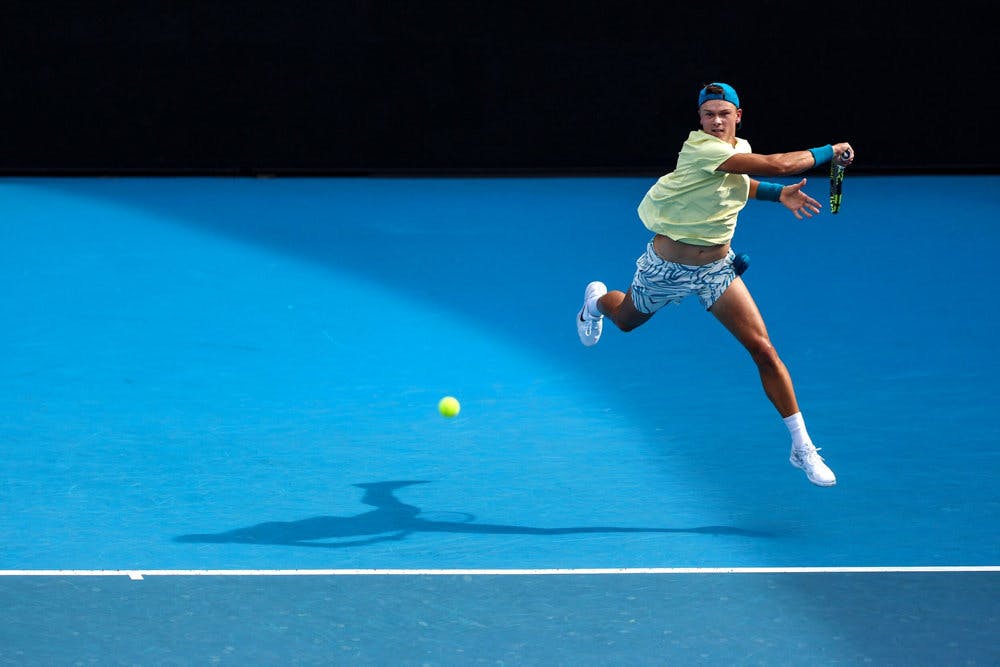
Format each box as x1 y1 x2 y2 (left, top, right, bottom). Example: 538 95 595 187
174 481 771 548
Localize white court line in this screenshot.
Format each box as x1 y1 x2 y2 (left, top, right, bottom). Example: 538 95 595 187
0 566 997 581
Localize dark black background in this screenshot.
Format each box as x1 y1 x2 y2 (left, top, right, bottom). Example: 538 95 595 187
2 1 996 174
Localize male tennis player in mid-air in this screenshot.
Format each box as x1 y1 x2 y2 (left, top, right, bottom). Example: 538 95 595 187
576 82 853 487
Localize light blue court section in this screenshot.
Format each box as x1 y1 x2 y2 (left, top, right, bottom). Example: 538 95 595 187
1 176 998 572
1 572 996 665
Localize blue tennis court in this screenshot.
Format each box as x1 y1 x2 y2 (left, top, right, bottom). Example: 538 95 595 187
1 175 997 664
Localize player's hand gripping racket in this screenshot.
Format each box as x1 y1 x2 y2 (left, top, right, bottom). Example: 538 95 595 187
829 149 851 214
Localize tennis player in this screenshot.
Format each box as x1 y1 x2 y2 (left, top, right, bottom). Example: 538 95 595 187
577 82 853 487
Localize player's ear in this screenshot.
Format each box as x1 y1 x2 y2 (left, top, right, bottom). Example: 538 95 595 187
736 108 743 129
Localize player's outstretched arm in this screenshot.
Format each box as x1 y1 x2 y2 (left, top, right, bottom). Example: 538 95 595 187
722 142 855 176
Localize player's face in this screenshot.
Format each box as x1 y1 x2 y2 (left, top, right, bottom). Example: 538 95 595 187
699 101 741 143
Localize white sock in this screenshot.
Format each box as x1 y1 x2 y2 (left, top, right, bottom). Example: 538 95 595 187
585 297 603 318
783 412 811 449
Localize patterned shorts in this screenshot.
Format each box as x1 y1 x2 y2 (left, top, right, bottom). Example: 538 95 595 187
629 241 737 314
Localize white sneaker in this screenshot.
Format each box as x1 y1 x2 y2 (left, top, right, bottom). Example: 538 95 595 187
576 281 607 347
790 442 837 487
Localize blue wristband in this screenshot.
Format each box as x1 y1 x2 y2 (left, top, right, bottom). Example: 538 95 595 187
756 181 783 202
808 144 834 167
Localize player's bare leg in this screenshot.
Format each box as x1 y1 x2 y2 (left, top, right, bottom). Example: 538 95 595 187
708 277 799 418
598 289 653 333
710 277 835 485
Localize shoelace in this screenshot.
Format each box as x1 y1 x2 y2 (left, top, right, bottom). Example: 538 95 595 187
796 444 825 463
583 315 602 336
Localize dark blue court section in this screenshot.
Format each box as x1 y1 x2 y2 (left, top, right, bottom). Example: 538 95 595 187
1 176 998 663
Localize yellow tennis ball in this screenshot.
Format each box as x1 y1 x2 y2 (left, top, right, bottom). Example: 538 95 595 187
438 396 460 418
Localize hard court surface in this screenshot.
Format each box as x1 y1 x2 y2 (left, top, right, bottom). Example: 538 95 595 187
1 175 997 664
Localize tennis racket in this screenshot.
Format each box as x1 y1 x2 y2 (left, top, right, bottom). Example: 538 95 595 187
829 149 851 214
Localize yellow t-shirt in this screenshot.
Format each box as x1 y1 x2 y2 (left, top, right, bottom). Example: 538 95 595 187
637 130 751 246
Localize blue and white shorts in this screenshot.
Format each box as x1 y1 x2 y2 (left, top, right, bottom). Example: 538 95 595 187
629 241 737 314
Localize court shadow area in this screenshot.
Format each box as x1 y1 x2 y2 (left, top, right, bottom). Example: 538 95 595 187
174 480 771 548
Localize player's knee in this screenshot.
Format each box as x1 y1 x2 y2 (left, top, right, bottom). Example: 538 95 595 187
616 318 641 333
611 310 649 333
747 337 781 370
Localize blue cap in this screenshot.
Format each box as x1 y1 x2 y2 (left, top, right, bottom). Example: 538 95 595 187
698 82 740 108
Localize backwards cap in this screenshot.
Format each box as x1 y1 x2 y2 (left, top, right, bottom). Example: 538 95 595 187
698 82 740 108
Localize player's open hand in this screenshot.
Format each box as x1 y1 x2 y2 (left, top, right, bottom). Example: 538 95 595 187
780 178 822 219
